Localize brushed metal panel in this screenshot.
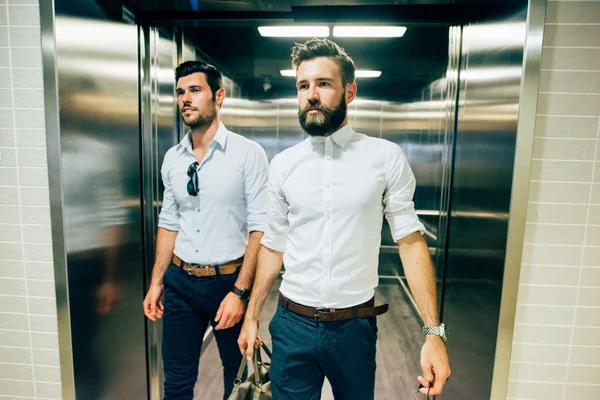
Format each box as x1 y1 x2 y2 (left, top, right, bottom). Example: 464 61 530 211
441 6 529 400
491 1 547 399
42 2 149 398
141 25 178 400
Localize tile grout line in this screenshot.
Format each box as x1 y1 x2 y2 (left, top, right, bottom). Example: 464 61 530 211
562 97 600 400
6 2 37 397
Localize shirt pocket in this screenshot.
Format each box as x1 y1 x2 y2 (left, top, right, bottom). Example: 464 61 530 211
169 168 194 210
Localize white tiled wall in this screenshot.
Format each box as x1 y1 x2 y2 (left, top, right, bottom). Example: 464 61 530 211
0 0 61 399
508 1 600 399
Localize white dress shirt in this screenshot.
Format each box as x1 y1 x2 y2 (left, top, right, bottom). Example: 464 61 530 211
158 123 269 265
261 124 425 308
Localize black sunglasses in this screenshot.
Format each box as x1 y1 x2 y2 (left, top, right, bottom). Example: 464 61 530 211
187 161 199 196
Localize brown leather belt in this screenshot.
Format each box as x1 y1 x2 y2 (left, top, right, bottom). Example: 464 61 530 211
172 255 243 277
278 294 389 322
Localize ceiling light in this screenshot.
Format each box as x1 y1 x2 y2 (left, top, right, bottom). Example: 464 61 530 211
333 26 407 38
280 70 381 78
258 26 329 37
356 70 382 78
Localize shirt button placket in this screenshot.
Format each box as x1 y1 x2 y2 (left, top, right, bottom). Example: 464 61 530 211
194 160 201 256
323 138 333 305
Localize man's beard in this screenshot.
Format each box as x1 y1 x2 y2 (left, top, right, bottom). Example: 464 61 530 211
298 95 347 137
182 101 217 129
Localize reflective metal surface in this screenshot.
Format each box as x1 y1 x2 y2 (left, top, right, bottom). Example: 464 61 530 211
39 0 75 398
441 5 529 400
490 1 547 399
41 2 148 398
141 25 178 400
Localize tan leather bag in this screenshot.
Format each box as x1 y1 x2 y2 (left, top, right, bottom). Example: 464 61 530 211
227 343 272 400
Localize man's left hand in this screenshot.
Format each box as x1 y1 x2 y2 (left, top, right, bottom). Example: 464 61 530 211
418 336 451 395
214 292 245 330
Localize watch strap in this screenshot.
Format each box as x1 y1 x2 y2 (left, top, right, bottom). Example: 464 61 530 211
423 323 447 341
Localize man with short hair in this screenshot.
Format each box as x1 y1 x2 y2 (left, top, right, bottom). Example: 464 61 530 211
238 38 451 399
143 61 269 400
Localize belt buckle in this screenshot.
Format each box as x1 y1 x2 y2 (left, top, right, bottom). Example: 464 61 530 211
187 264 204 276
314 307 334 321
187 264 196 275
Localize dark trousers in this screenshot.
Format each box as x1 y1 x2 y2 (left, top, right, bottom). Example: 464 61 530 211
268 303 378 400
162 263 246 400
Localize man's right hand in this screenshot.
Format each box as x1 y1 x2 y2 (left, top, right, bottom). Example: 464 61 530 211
238 318 261 361
143 285 164 321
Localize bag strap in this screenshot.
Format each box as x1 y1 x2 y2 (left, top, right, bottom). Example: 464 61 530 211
233 343 273 386
234 353 247 385
412 385 431 400
260 342 272 359
253 348 262 387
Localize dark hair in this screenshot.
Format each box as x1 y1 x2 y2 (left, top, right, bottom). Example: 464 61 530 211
291 38 356 86
175 61 223 97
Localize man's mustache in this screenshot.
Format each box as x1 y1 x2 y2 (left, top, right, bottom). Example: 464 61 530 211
302 101 329 112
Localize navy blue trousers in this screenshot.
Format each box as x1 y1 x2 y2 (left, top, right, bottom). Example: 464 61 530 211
268 302 378 400
162 263 246 400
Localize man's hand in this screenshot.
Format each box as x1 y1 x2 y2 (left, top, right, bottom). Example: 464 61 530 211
143 285 164 321
96 280 120 316
238 319 261 361
418 336 451 395
214 292 245 330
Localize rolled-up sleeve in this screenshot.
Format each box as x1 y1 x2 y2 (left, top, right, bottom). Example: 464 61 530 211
384 144 425 242
260 156 289 252
157 157 180 231
244 143 269 233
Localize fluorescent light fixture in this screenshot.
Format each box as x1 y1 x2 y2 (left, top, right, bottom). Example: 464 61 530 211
280 69 381 78
333 26 406 38
258 26 329 37
356 70 381 78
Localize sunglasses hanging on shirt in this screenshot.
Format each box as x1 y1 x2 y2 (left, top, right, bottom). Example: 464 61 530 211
187 161 199 196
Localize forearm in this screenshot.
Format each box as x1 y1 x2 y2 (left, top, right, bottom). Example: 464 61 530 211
150 227 178 287
398 232 439 327
102 224 123 282
235 231 264 289
245 245 283 322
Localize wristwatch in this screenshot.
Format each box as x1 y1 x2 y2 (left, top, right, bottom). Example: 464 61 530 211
423 323 448 342
231 286 251 303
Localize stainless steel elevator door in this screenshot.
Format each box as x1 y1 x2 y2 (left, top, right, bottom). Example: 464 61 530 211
50 9 148 399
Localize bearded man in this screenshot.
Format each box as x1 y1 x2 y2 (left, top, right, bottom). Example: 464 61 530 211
238 39 451 399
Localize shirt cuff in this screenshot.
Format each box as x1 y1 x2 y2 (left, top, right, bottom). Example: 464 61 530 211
247 215 268 234
387 212 426 242
260 233 286 253
157 219 179 232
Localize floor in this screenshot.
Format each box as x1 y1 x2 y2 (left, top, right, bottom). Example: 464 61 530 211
194 276 425 400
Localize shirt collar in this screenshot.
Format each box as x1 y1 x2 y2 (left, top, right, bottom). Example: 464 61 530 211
309 123 355 149
179 122 229 154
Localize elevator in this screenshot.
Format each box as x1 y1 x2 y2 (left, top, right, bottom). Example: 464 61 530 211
39 1 541 399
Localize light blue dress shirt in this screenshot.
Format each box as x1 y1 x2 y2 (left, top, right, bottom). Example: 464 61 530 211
158 123 269 265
